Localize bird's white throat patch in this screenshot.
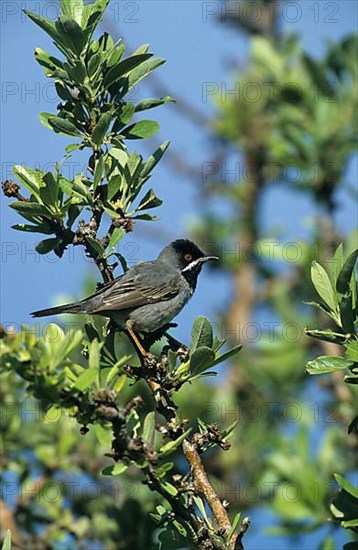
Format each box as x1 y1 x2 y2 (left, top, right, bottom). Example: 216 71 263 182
181 258 203 273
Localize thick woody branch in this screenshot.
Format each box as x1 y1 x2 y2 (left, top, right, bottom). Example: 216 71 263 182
182 439 238 548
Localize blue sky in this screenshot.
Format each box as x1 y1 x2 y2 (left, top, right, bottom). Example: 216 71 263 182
1 2 357 548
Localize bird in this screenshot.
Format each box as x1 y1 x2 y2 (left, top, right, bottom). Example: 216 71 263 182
31 239 218 356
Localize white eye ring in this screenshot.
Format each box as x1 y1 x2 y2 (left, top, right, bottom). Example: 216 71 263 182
184 253 193 262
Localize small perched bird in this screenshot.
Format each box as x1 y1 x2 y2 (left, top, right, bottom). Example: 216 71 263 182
31 239 218 355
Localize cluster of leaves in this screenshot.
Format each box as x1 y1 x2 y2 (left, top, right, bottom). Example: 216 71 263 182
214 34 357 201
305 246 358 424
0 367 160 550
188 9 357 549
1 314 242 549
305 245 358 539
9 0 173 264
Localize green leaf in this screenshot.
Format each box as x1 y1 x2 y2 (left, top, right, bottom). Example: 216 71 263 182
13 165 42 198
105 228 125 252
122 120 159 139
103 53 152 89
142 411 155 449
24 10 63 46
66 143 81 153
67 204 82 227
126 408 140 438
131 213 158 221
55 82 71 102
342 518 358 528
331 472 358 529
160 428 192 457
140 141 170 178
306 356 354 375
137 189 162 210
193 496 210 525
303 54 335 97
106 175 122 200
222 420 238 441
331 243 344 284
109 147 128 166
59 176 88 200
46 116 83 137
82 0 110 31
93 155 105 191
74 367 98 391
345 340 358 362
334 474 358 499
304 328 348 344
131 44 150 55
35 48 64 76
84 323 100 342
92 111 113 145
60 0 83 26
35 238 60 255
304 300 337 320
88 51 102 77
228 512 241 542
118 103 135 125
66 59 87 83
12 223 53 235
190 346 215 375
311 260 337 311
160 480 178 496
41 172 59 206
158 525 188 547
55 16 85 55
135 97 175 112
212 345 242 367
106 44 126 68
9 201 52 217
102 463 128 476
128 58 165 89
89 339 100 370
191 316 213 352
337 249 358 294
339 294 355 333
39 112 56 131
155 462 174 478
85 237 104 258
1 529 11 550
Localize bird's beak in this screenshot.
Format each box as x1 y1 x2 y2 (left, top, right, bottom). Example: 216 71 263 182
200 255 219 263
182 255 219 273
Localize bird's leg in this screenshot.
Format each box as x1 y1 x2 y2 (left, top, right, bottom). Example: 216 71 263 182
142 323 178 350
125 321 162 393
125 320 148 358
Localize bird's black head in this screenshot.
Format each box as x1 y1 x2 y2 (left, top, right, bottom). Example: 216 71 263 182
158 239 218 288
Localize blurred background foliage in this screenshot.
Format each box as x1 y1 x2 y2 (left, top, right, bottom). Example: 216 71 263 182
1 0 357 549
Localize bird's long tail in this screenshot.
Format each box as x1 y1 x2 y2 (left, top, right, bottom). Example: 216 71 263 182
31 301 86 318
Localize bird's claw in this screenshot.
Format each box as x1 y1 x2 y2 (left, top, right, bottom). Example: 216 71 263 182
176 345 190 362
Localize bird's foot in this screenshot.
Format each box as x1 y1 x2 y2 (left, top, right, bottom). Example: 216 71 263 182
163 332 189 361
142 351 158 368
176 344 190 362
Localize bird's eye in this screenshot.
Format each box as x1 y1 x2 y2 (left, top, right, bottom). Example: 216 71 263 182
184 253 193 262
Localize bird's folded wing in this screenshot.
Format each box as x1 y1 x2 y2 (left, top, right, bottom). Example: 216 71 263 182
92 262 181 312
